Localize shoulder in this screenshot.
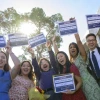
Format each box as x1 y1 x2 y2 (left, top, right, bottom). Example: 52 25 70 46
70 64 78 71
70 64 80 76
50 68 56 73
77 53 86 59
30 80 35 88
4 71 11 78
76 53 82 60
97 47 100 52
12 75 21 81
1 71 12 82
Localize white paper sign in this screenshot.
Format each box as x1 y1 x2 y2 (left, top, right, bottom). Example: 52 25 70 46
58 20 78 36
28 33 46 48
86 14 100 29
0 36 6 48
8 33 28 47
53 73 75 93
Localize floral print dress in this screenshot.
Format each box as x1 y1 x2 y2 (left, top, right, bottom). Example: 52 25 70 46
74 53 100 100
9 75 34 100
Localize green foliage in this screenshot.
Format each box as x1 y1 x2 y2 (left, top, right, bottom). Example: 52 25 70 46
20 12 30 22
45 13 63 48
30 7 46 34
18 54 27 62
0 7 22 34
0 7 63 61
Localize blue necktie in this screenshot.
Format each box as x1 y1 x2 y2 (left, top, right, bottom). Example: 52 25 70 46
92 51 100 78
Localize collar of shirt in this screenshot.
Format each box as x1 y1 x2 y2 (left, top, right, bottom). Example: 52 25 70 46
90 48 97 54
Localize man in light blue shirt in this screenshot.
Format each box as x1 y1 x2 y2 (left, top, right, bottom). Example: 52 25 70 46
86 33 100 86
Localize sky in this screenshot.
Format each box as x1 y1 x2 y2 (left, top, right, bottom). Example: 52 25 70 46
0 0 100 66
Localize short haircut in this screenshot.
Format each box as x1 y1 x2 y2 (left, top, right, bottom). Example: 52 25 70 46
86 33 96 40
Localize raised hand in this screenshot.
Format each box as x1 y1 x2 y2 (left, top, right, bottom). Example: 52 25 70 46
45 40 51 50
74 33 79 38
52 35 59 54
27 46 35 58
69 17 75 21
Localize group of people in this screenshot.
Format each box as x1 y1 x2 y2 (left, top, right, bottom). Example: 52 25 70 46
0 33 100 100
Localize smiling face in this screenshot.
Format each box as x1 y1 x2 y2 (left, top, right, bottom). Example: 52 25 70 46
69 44 78 58
40 59 50 72
86 35 97 51
57 53 66 66
0 51 7 69
21 61 31 76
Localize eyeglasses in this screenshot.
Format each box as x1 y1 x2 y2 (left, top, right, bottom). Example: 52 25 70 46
86 39 96 42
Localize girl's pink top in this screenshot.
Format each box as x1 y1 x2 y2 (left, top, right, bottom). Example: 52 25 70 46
9 75 34 100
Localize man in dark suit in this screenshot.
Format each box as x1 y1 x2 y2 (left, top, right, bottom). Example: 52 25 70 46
86 33 100 86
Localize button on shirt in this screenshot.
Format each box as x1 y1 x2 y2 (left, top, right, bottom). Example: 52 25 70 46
90 48 100 70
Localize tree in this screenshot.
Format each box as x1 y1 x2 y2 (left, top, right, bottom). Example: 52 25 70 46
29 8 47 60
45 13 63 48
0 7 63 61
20 8 64 61
29 8 64 61
20 12 30 22
0 11 3 33
0 7 21 34
30 7 46 34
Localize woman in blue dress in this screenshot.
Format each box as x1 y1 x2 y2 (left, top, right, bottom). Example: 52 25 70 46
0 41 20 100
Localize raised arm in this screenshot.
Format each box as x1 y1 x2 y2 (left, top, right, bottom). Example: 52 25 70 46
6 41 20 80
69 17 87 61
52 35 59 54
5 48 11 70
28 47 41 80
46 41 58 74
74 33 87 61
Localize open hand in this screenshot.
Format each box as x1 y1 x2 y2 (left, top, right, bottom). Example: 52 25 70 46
27 46 34 56
45 40 51 49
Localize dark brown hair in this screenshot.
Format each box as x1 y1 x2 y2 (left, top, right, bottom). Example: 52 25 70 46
38 58 51 71
56 51 71 74
19 61 34 81
0 51 10 71
86 33 96 40
69 42 79 62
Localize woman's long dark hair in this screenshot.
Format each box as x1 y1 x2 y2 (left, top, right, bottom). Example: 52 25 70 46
56 51 71 74
69 42 79 62
0 51 10 71
38 58 51 72
19 61 34 81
